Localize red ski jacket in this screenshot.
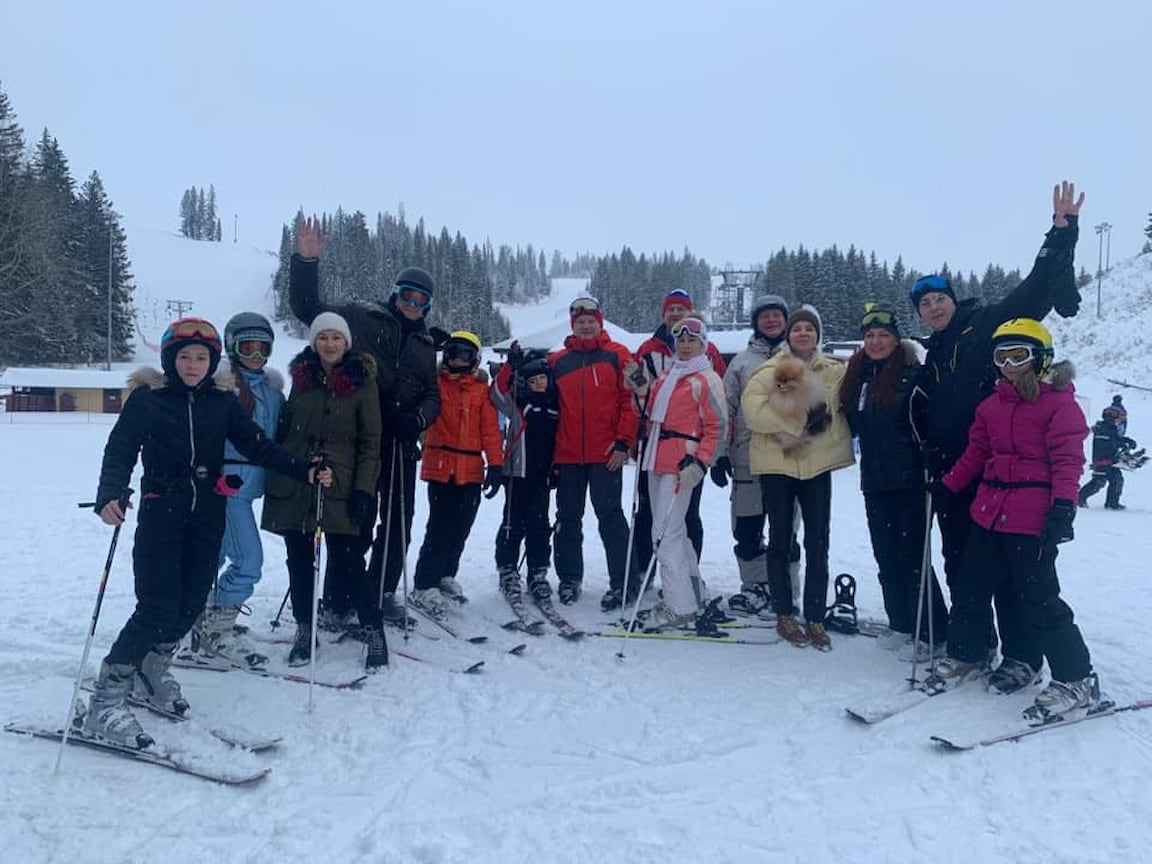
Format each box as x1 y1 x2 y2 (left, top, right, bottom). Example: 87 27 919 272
549 330 638 465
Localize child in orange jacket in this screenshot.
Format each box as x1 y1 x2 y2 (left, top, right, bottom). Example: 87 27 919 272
409 331 504 619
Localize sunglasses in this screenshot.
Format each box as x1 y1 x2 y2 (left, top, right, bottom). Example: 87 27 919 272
671 319 706 339
861 309 896 329
395 284 432 310
569 297 600 314
992 343 1035 368
165 319 221 350
235 339 271 360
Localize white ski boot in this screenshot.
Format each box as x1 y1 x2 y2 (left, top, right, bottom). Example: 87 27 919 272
85 661 154 749
193 605 269 669
1024 673 1100 725
134 642 189 715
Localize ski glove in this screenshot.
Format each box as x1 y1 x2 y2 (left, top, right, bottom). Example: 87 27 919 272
506 340 524 370
482 465 504 499
1042 499 1077 546
395 411 427 443
214 474 243 497
710 455 732 488
348 490 376 528
804 403 831 436
677 456 706 492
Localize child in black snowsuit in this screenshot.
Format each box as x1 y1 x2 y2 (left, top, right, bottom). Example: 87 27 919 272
491 344 559 602
85 318 329 749
1079 403 1140 510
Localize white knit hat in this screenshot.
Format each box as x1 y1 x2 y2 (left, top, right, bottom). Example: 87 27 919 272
308 312 352 349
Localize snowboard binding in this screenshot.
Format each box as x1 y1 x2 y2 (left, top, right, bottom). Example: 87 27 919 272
824 573 860 635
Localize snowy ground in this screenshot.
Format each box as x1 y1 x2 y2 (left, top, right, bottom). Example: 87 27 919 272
2 364 1151 864
4 235 1152 862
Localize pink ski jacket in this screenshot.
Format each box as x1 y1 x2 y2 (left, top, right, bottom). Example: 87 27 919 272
943 363 1087 536
647 367 728 475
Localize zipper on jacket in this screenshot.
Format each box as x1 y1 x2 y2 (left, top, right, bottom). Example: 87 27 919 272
187 393 197 512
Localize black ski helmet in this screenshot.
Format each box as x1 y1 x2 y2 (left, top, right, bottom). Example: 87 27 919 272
224 312 274 360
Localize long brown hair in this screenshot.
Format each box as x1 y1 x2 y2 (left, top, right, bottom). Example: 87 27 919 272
231 359 256 416
839 341 917 409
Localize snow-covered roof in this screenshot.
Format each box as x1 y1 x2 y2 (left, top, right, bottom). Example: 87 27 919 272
0 367 135 389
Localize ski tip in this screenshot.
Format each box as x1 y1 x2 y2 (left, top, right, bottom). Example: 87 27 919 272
466 636 489 644
508 644 527 656
462 661 485 674
929 735 969 750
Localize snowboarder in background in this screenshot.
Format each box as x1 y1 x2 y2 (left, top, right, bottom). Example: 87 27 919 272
713 294 803 615
192 312 284 668
549 295 639 606
839 305 949 649
491 342 559 602
261 313 384 670
86 318 329 748
933 319 1100 724
618 288 726 612
290 217 440 626
636 314 727 631
1079 403 1140 510
409 331 504 619
910 181 1084 673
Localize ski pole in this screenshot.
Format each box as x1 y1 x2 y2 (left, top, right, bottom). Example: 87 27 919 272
376 438 398 611
617 479 680 661
620 433 646 609
909 472 936 688
270 586 291 630
55 488 133 775
308 456 327 711
397 451 412 643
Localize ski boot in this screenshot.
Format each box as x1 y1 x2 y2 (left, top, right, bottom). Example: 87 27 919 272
638 602 694 633
728 583 771 616
288 620 314 667
379 594 418 629
823 573 859 635
409 587 448 621
135 642 189 715
193 605 269 669
1024 673 1101 725
499 567 522 602
439 577 467 603
987 657 1040 695
527 570 552 603
84 661 154 749
557 580 581 606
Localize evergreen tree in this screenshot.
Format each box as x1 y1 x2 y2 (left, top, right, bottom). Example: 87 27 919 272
0 81 32 365
75 172 134 363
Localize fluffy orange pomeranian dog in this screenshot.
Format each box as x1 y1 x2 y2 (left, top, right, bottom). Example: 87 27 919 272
768 355 826 455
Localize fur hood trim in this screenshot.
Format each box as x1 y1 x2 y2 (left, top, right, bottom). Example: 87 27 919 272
128 366 231 393
1048 359 1075 391
288 347 377 396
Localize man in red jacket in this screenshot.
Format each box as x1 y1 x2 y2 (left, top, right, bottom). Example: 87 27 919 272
612 289 727 611
550 296 639 605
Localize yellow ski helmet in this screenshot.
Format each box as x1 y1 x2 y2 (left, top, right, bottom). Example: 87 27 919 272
991 318 1054 375
443 330 482 370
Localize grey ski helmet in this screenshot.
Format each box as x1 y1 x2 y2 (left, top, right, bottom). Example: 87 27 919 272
224 312 274 359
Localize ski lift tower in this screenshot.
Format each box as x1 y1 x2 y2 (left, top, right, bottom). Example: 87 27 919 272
713 270 761 329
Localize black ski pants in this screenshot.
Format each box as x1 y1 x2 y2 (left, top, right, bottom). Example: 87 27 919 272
947 525 1092 683
863 488 948 639
284 530 380 627
1079 466 1123 508
934 482 1035 659
631 471 703 576
106 495 225 667
494 475 553 575
414 481 482 591
364 443 418 597
761 472 831 622
553 463 629 590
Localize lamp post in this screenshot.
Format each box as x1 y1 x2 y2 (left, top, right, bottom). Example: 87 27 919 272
1094 222 1111 319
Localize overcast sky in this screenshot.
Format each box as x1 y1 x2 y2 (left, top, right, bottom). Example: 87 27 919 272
2 0 1148 278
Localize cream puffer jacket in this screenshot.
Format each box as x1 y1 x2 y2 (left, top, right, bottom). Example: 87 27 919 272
740 346 854 479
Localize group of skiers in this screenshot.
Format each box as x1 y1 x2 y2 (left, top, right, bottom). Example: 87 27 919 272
81 180 1134 750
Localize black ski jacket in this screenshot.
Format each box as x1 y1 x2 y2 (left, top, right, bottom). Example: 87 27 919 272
912 216 1080 478
95 368 310 515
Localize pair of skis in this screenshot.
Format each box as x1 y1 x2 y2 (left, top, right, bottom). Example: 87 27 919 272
501 588 585 640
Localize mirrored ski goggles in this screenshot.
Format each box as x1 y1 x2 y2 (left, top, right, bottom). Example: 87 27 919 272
569 297 600 315
235 339 272 360
860 309 897 330
913 275 950 295
671 318 706 340
394 284 432 311
992 343 1035 368
444 343 478 364
164 319 221 350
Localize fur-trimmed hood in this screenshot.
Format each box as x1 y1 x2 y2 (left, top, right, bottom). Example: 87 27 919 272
1047 359 1075 391
127 366 233 394
288 348 377 396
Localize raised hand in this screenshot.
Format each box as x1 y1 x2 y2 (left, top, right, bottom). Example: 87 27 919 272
296 216 324 258
1051 181 1085 229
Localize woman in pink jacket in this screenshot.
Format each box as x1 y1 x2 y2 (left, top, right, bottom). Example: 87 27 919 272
933 319 1098 723
637 314 728 632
